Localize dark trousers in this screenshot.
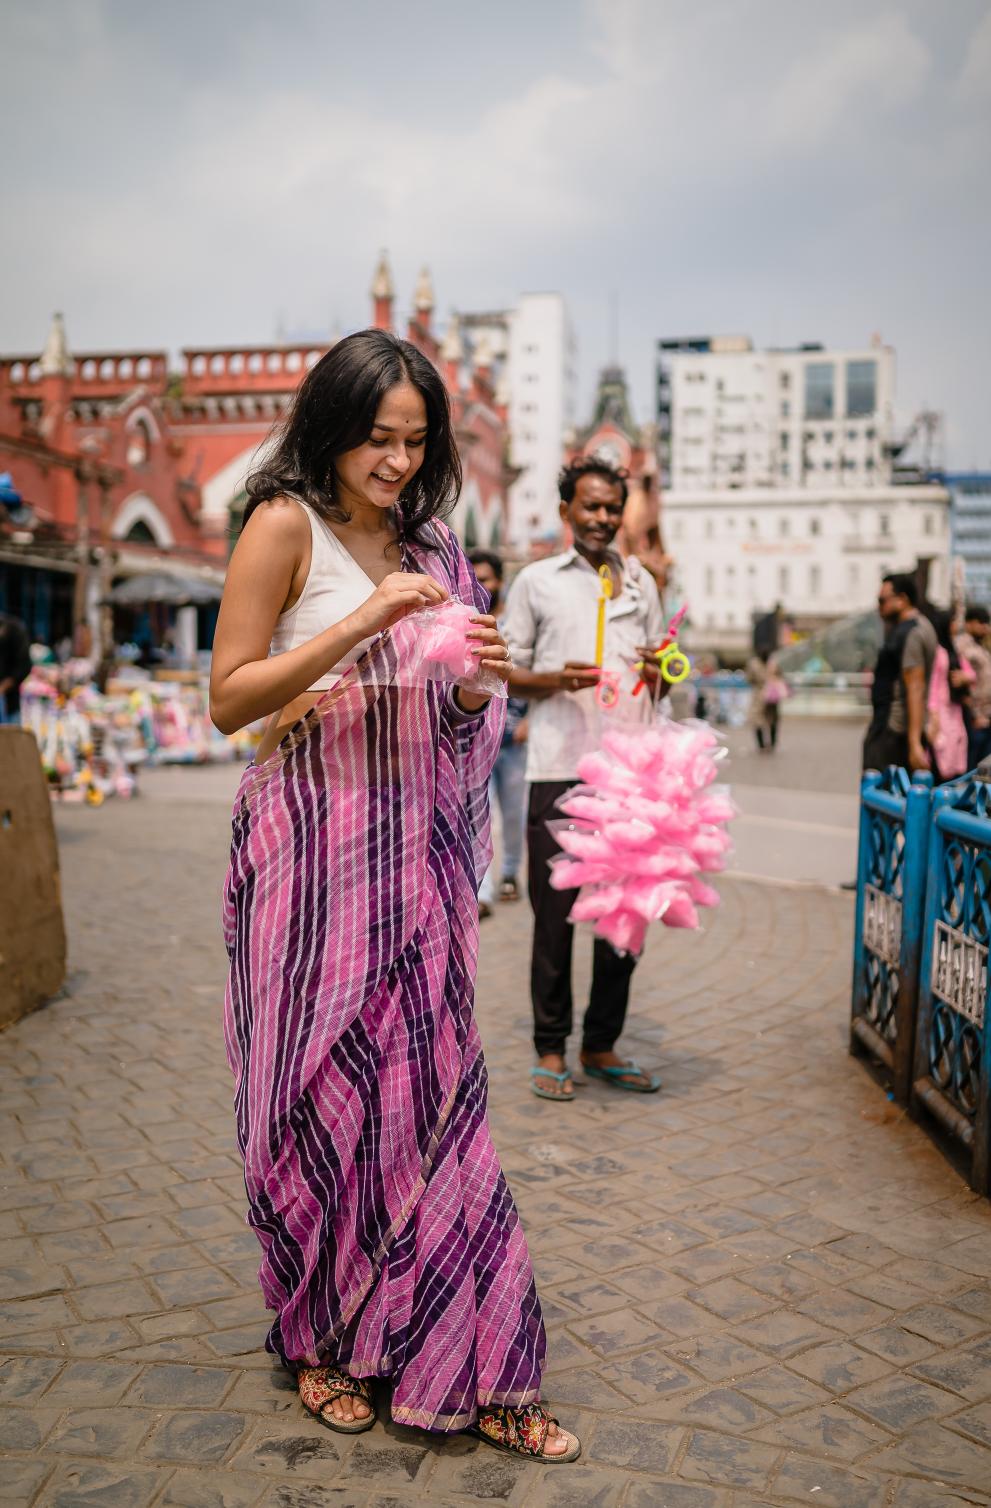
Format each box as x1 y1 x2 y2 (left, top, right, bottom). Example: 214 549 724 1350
527 780 637 1058
863 723 908 774
968 724 991 773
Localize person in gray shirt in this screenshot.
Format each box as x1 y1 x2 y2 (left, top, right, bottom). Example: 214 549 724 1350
864 573 937 775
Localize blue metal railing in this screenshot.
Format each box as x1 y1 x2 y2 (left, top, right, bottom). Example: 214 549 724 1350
851 767 933 1104
913 772 991 1194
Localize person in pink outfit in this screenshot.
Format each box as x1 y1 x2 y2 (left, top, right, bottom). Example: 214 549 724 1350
927 609 975 781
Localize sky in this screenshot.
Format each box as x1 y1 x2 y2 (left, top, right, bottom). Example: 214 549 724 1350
1 0 989 467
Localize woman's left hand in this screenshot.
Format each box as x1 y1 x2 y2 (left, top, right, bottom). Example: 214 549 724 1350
468 615 513 682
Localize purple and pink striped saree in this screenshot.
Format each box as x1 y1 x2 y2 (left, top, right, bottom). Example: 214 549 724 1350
222 524 545 1431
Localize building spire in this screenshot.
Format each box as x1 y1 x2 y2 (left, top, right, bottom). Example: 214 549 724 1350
370 251 395 331
370 250 395 301
439 313 464 364
40 311 72 376
414 266 434 315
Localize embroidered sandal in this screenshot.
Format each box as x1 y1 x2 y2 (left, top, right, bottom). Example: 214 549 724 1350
471 1402 581 1463
296 1365 376 1434
582 1060 662 1093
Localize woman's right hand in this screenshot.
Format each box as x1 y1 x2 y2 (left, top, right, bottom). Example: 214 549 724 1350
350 572 449 636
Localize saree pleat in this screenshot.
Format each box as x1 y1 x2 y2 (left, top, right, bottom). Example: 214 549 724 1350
222 524 545 1431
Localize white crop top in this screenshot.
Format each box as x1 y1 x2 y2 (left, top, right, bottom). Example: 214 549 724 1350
269 501 377 690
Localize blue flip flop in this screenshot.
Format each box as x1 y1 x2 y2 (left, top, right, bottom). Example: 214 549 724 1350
530 1067 575 1102
582 1061 661 1094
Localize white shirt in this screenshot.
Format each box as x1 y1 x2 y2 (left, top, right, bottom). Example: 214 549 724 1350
503 547 665 782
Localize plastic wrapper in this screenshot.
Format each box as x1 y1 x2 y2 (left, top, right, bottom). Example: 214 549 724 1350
402 598 507 701
549 720 736 955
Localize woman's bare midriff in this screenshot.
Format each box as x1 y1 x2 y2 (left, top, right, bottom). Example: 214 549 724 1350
255 691 323 762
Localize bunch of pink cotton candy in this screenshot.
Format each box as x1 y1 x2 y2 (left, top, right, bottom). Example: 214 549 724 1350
548 721 735 955
415 599 506 700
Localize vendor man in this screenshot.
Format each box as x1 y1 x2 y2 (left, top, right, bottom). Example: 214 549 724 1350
503 457 665 1103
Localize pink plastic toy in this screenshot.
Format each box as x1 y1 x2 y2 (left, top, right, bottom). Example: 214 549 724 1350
549 720 735 954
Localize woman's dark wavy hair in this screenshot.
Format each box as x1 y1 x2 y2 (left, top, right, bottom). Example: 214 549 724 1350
242 328 461 547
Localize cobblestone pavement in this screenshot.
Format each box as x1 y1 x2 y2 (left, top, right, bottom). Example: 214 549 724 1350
2 756 991 1507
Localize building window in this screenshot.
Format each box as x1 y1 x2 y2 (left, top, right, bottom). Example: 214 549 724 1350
810 564 821 596
805 362 835 419
810 517 820 536
780 372 791 390
705 519 714 539
823 430 834 445
725 565 736 595
847 428 858 442
705 566 715 594
779 517 790 538
781 462 790 477
846 359 877 417
879 513 891 536
748 517 758 537
924 513 933 536
779 565 790 594
780 431 790 450
781 400 791 418
849 562 860 590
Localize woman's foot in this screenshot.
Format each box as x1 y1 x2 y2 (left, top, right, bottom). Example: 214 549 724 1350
474 1402 580 1462
530 1052 574 1101
297 1366 375 1432
499 877 520 902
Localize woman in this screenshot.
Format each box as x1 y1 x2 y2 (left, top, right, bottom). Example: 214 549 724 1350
745 650 786 752
927 608 974 781
210 329 578 1462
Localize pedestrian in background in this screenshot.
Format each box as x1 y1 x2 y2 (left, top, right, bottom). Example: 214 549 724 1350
504 457 664 1103
864 573 937 774
0 611 32 725
467 549 528 916
926 608 974 781
745 650 787 753
957 604 991 769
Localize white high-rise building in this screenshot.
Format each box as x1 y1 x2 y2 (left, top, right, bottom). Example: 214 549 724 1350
461 294 576 549
656 335 950 652
507 294 576 548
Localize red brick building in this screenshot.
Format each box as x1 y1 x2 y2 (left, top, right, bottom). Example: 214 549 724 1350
0 257 513 652
570 363 670 592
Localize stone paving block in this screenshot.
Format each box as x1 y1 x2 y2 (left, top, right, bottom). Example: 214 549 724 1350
665 1334 767 1383
73 1279 159 1321
0 1402 61 1449
103 1216 182 1251
522 1469 626 1507
949 1399 991 1448
0 1458 53 1502
58 1319 142 1357
585 1416 684 1472
793 1287 894 1335
735 1365 831 1416
666 1387 775 1432
900 1302 990 1347
913 1337 991 1401
844 1372 962 1431
0 1293 75 1337
639 1295 726 1337
21 1202 98 1234
50 1405 159 1457
782 1339 893 1394
627 1217 710 1255
63 1256 142 1289
37 1461 168 1507
0 1260 67 1301
597 1348 701 1403
159 1468 267 1506
768 1452 889 1508
126 1363 235 1407
855 1323 938 1365
607 1264 690 1301
686 1279 776 1324
891 1480 991 1507
566 1307 671 1358
44 1359 143 1407
203 1323 271 1358
678 1429 779 1490
729 1307 839 1358
868 1418 991 1489
152 1272 242 1308
952 1286 991 1322
143 1409 248 1463
419 1443 530 1503
751 1401 891 1460
0 1352 63 1402
136 1309 215 1341
739 1261 818 1302
941 1235 991 1279
625 1483 729 1508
